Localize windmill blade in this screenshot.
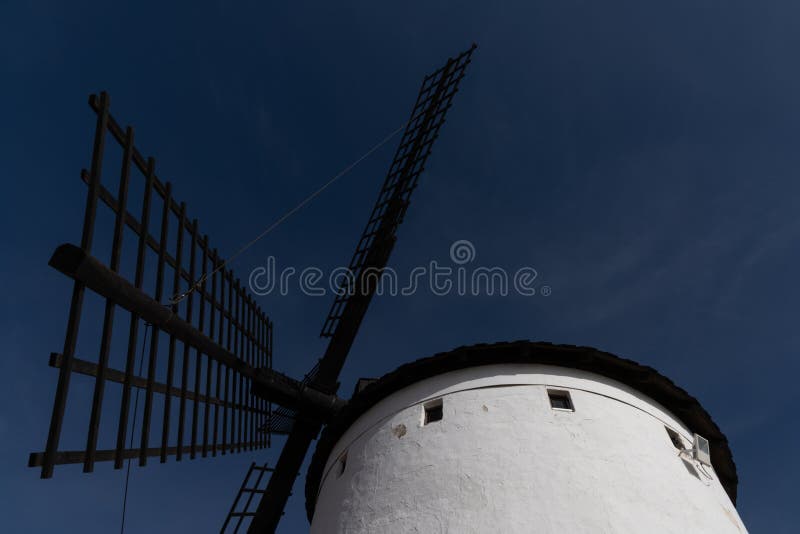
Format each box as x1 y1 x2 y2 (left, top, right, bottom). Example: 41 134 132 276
30 94 342 479
254 43 477 437
248 43 477 533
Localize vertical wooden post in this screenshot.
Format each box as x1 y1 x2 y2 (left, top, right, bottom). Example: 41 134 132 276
84 123 135 472
115 155 155 469
140 181 172 466
41 92 109 479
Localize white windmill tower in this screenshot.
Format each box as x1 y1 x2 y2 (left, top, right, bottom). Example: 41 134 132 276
305 342 748 534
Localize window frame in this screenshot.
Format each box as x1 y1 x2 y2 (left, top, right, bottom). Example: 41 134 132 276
422 398 444 425
547 389 574 411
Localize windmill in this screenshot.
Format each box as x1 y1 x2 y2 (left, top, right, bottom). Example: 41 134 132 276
29 44 477 533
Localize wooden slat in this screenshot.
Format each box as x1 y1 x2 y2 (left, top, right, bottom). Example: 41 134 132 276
84 123 135 473
48 353 273 417
29 442 262 468
139 180 171 466
40 92 110 479
161 201 187 462
114 155 155 469
191 233 208 459
176 218 198 461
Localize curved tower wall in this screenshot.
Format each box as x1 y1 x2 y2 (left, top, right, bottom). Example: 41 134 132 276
310 364 747 534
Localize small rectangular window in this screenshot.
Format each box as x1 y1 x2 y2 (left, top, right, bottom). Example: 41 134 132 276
665 427 684 450
548 390 573 411
423 399 443 425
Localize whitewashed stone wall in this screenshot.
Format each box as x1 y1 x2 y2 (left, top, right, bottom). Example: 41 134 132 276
310 364 747 534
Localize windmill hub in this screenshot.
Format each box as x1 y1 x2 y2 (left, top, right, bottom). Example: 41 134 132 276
305 341 747 534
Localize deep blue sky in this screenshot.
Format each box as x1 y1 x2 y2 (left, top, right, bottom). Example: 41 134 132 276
2 1 799 532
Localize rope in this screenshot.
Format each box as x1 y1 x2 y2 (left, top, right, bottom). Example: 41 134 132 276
120 322 151 534
168 119 409 305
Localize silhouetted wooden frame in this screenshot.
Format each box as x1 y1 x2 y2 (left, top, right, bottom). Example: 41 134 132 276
32 93 275 478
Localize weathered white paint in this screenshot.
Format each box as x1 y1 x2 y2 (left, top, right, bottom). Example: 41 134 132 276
310 364 747 534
